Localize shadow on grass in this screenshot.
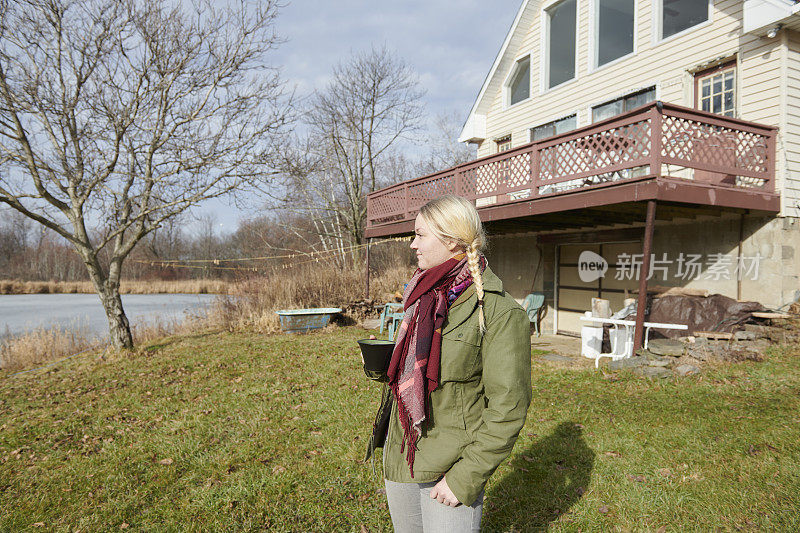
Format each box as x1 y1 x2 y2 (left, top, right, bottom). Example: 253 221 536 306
484 421 594 532
139 330 222 353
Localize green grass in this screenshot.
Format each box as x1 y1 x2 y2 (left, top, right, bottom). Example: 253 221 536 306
1 327 799 532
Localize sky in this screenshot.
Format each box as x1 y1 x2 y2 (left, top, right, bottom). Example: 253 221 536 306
199 0 520 234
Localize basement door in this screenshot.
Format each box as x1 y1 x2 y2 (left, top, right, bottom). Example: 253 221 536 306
556 241 642 335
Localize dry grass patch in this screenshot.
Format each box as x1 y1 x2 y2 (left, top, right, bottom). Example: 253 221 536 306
0 323 101 371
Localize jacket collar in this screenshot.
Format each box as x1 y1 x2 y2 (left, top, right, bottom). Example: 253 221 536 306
443 265 503 335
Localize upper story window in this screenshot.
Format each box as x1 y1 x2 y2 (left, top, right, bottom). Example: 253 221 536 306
506 56 531 106
695 63 735 117
530 114 578 141
592 86 656 122
659 0 709 40
596 0 635 67
546 0 577 89
496 135 512 153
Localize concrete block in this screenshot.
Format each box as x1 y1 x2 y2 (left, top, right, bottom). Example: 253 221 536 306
647 339 685 357
782 245 794 260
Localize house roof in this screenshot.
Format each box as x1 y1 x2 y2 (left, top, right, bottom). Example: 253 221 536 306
458 0 535 143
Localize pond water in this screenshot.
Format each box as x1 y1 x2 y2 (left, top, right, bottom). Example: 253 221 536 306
0 293 217 340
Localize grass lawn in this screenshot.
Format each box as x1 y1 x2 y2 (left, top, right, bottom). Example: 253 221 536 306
1 326 799 531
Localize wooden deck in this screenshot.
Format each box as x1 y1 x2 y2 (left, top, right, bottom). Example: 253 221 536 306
365 101 779 238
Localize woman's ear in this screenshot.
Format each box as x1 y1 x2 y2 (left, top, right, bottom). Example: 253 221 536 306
446 240 462 253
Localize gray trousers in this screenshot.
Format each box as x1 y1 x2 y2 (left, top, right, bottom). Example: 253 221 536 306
384 479 483 532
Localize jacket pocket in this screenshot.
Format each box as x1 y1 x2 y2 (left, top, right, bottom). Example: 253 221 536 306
440 325 482 381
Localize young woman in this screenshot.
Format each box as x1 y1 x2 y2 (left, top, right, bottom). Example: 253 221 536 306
366 195 532 532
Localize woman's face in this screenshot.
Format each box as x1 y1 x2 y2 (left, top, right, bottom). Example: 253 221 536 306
411 214 459 270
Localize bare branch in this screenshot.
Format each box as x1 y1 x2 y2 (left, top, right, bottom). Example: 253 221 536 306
0 0 292 348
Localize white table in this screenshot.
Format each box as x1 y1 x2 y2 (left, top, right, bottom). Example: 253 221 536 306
579 316 688 367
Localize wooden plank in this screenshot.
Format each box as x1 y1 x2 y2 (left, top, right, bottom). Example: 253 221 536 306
694 331 733 340
751 312 792 319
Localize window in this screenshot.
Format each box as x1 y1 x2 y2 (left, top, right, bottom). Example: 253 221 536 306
496 136 512 153
507 56 530 106
546 0 577 89
696 63 735 117
592 86 655 122
660 0 708 40
530 114 577 141
596 0 634 67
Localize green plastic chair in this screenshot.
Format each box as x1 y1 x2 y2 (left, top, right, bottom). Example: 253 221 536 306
523 293 546 337
379 302 403 336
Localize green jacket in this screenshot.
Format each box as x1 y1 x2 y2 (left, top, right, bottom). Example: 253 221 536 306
367 266 532 507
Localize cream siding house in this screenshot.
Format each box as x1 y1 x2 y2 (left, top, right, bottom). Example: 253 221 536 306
366 0 800 340
462 0 800 218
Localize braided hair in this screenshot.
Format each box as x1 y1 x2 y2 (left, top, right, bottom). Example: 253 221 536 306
419 195 488 333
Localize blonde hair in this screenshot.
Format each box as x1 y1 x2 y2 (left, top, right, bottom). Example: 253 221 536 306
419 195 488 333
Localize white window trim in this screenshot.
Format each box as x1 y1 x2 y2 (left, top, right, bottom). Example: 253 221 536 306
503 53 532 109
494 134 513 152
540 0 580 94
651 0 714 46
695 62 738 118
586 84 660 123
588 0 638 74
529 112 579 142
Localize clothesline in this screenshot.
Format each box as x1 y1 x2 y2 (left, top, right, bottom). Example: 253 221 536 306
131 236 412 272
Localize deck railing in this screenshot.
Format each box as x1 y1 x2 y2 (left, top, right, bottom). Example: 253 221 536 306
366 101 776 228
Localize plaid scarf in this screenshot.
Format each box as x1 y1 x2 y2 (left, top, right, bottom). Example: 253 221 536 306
387 252 487 477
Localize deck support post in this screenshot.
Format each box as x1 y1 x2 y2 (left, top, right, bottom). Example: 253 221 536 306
365 238 371 301
633 200 657 353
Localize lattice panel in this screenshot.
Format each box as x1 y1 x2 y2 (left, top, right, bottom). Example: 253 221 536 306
407 174 456 208
460 169 477 197
661 116 769 175
475 164 497 195
505 152 531 189
460 152 531 196
539 120 651 181
368 187 406 219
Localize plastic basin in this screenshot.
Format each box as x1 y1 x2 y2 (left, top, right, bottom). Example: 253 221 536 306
274 307 343 333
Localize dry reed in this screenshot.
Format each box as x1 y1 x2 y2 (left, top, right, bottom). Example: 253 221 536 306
213 263 414 333
0 322 101 371
0 311 220 371
0 279 232 295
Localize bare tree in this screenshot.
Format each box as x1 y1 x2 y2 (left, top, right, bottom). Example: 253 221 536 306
290 45 425 248
416 110 476 175
0 0 292 348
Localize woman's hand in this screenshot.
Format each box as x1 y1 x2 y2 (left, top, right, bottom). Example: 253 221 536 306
429 476 460 507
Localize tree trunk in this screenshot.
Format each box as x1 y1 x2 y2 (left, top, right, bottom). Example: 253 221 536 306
96 285 134 349
83 256 134 350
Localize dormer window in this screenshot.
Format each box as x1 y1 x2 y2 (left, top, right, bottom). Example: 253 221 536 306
506 56 530 106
